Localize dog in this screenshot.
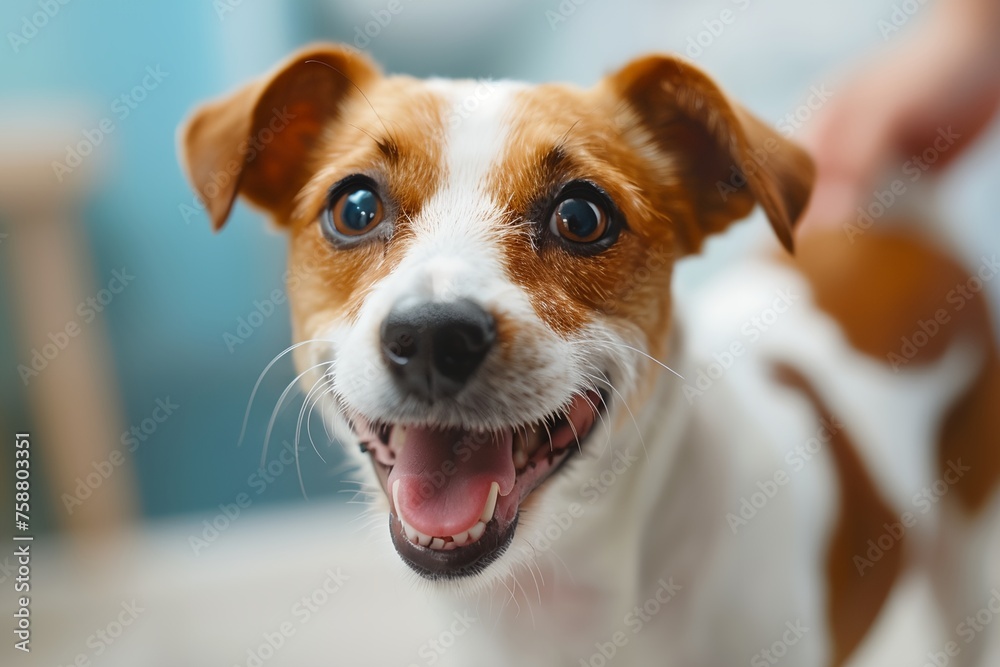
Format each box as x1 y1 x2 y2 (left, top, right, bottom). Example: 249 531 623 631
179 44 1000 666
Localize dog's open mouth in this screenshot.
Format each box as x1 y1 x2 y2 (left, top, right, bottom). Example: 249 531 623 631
350 390 607 579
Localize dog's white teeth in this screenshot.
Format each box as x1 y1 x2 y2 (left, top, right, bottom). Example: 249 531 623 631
480 482 500 523
398 521 488 550
402 520 418 543
513 448 528 469
393 479 495 550
389 425 407 454
513 432 529 469
468 521 486 542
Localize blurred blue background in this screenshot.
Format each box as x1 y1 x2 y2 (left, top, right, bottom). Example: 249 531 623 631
1 0 997 536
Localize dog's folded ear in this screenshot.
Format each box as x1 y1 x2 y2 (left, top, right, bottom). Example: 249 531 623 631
178 44 381 230
605 54 814 253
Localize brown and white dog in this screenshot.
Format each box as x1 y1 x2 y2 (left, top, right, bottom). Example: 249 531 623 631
179 44 1000 666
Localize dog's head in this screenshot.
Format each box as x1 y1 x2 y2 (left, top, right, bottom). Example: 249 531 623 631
180 44 813 583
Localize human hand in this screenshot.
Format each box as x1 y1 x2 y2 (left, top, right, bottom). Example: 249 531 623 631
798 4 1000 231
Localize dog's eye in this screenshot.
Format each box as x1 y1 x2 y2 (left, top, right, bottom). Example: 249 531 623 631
322 177 385 242
543 181 620 252
331 187 383 235
550 197 608 244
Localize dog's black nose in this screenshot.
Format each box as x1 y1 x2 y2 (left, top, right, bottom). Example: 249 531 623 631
380 298 496 401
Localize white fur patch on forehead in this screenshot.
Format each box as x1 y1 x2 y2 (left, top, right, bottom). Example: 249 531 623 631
426 79 525 181
392 79 527 298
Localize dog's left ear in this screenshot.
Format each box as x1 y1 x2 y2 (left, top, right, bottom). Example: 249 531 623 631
179 44 381 230
605 54 814 253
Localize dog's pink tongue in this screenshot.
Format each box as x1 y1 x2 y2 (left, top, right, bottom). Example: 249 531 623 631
388 426 515 537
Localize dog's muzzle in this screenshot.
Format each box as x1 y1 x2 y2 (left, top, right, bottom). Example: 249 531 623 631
347 297 608 579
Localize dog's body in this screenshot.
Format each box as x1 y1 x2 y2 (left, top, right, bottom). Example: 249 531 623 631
454 230 1000 667
180 45 1000 666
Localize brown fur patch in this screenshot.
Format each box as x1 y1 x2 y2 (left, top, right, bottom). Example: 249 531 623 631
788 228 1000 513
285 76 448 340
774 363 904 667
487 55 814 358
488 84 679 353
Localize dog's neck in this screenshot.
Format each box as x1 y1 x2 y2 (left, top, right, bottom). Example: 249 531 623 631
529 321 700 576
468 319 720 660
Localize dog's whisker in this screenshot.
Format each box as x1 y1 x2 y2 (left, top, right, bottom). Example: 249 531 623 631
541 420 554 454
294 373 335 467
293 437 309 500
261 360 335 468
569 338 684 380
303 58 395 146
531 552 545 589
510 573 535 628
579 376 615 456
307 379 345 462
547 547 577 588
302 376 337 457
585 364 650 465
316 376 350 446
563 402 583 455
496 576 521 626
238 339 332 447
525 560 543 607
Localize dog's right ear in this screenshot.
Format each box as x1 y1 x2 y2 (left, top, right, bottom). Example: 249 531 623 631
605 54 814 254
179 44 381 230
